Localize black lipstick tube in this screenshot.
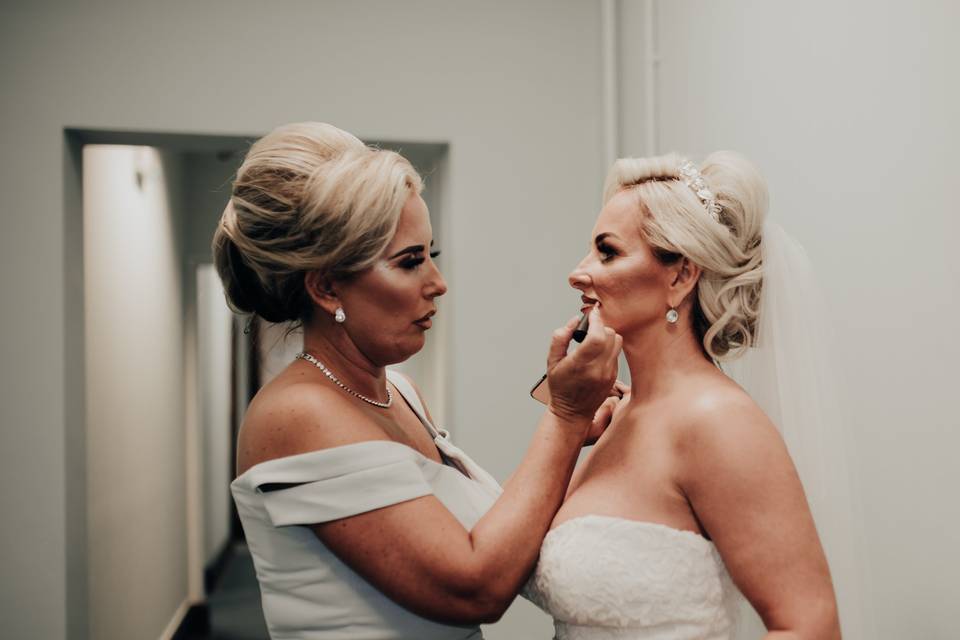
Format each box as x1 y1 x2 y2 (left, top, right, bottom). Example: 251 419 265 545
529 311 592 404
572 311 590 343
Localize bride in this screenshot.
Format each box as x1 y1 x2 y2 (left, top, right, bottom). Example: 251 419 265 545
526 152 864 639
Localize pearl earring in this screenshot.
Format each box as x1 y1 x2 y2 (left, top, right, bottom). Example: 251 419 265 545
334 307 346 323
665 308 679 324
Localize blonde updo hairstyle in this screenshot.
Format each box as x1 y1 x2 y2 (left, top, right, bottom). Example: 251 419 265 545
213 122 423 324
603 152 767 360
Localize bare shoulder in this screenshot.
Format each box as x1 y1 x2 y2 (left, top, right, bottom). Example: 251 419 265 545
667 375 836 635
237 375 389 475
673 376 787 482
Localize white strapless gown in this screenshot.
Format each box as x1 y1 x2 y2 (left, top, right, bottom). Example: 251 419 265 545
525 515 742 640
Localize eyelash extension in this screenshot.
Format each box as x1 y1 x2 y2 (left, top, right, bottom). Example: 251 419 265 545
597 243 616 262
400 250 442 270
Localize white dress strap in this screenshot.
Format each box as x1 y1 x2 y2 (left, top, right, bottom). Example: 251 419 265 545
237 440 433 526
387 369 502 495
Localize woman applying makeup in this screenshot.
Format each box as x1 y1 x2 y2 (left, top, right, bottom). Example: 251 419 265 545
216 122 622 640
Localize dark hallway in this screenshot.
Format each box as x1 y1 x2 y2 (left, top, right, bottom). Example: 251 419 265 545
177 544 267 640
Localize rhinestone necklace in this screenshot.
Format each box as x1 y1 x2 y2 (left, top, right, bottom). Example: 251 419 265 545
295 352 393 408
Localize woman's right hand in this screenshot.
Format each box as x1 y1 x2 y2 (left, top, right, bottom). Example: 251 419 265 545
546 305 622 425
270 306 621 628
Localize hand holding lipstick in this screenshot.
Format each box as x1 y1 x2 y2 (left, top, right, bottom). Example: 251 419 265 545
544 305 623 426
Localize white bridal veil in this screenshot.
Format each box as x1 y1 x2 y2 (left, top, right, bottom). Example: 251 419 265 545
725 221 873 638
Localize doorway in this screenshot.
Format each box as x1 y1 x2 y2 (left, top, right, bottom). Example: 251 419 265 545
67 128 449 640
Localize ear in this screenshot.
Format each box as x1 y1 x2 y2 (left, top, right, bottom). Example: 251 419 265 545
304 270 341 317
667 257 702 308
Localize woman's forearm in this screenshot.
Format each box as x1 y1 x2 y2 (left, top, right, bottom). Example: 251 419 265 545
461 410 589 616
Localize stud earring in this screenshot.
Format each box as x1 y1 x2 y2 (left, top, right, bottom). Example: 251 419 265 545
665 308 679 324
334 307 346 323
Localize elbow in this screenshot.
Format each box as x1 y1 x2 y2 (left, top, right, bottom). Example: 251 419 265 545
445 565 517 625
814 599 841 640
434 590 511 626
456 593 513 625
768 595 841 640
802 593 840 640
472 592 513 624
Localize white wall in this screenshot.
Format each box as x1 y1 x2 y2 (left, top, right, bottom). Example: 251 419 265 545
0 1 602 637
181 152 241 578
196 265 233 566
82 146 188 640
638 2 959 637
10 2 951 638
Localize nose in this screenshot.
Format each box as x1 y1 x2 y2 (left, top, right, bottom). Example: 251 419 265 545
568 254 592 291
425 259 448 299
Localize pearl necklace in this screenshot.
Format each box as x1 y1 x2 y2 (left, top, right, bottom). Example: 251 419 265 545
295 352 393 408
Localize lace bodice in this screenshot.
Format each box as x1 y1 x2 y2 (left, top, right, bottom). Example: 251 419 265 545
525 515 741 640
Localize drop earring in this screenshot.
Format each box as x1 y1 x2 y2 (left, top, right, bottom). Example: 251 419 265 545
334 307 346 323
665 308 679 324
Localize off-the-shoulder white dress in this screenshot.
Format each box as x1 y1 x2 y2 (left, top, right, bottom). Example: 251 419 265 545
231 370 502 640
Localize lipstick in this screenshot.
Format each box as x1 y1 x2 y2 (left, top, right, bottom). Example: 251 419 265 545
529 310 592 405
572 311 590 343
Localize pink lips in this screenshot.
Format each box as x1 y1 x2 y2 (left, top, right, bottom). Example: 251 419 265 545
580 295 599 314
414 310 435 329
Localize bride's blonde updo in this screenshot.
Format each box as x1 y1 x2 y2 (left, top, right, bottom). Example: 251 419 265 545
603 151 768 360
212 122 423 323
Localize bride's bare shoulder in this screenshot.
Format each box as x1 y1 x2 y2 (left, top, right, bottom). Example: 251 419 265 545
671 374 784 463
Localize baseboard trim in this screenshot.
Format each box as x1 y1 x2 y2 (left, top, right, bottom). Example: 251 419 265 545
156 598 210 640
204 539 233 593
170 602 210 640
158 599 190 640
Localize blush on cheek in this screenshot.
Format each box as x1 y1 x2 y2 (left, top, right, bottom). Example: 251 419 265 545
597 261 664 334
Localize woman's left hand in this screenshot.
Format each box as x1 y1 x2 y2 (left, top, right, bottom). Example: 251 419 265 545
585 381 629 445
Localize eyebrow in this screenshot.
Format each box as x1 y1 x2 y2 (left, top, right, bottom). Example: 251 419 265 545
594 232 620 244
388 240 435 260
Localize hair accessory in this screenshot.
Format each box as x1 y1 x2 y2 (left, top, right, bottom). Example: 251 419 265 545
678 159 722 222
666 308 679 324
334 307 346 323
295 352 393 408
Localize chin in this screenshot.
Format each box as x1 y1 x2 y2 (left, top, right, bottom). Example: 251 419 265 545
408 334 427 356
599 313 626 336
380 335 426 367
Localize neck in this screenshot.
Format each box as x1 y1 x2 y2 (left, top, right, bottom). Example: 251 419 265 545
622 320 714 402
300 317 388 401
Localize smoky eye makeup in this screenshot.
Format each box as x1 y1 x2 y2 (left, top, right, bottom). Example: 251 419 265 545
597 241 618 262
397 248 441 270
593 231 622 262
